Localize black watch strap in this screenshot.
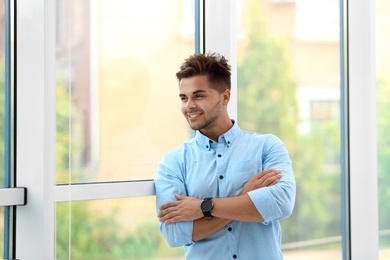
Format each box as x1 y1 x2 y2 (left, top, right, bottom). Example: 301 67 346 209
201 197 214 219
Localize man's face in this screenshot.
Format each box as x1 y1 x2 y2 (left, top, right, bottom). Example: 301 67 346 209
179 75 225 131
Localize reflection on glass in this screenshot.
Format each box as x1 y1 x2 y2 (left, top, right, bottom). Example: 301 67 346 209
55 0 194 184
377 1 390 259
55 197 184 260
237 0 341 259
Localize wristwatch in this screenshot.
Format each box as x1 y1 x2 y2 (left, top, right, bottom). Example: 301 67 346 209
200 197 214 220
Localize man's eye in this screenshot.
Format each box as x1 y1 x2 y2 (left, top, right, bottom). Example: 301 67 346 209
195 95 204 99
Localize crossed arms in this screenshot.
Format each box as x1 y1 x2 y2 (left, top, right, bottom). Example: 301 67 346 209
157 168 282 241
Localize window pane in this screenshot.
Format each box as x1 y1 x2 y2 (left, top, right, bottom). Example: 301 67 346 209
0 0 5 188
1 1 7 258
377 0 390 259
55 0 194 184
0 208 3 255
237 0 342 258
55 197 184 259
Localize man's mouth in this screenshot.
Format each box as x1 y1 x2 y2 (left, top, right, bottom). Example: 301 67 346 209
187 112 202 118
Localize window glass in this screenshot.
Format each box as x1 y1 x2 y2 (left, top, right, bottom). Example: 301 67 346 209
377 0 390 259
0 208 3 255
55 198 184 259
237 0 342 258
1 0 6 256
0 0 5 188
55 0 194 184
55 0 194 258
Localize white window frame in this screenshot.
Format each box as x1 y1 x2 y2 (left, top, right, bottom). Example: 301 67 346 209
13 0 378 259
346 0 378 259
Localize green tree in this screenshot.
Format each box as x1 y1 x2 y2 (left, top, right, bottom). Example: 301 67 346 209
237 1 297 150
55 83 167 259
0 62 5 186
55 202 162 260
0 61 4 257
377 75 390 246
238 0 341 244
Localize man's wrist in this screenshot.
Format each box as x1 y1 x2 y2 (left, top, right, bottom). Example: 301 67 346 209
200 198 214 219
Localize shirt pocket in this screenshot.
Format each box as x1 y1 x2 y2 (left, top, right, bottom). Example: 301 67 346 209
227 160 259 194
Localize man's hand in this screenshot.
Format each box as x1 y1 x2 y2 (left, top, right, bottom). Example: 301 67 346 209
241 168 281 195
158 194 203 224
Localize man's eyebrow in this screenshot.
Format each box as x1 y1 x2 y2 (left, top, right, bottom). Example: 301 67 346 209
179 90 207 98
192 90 207 95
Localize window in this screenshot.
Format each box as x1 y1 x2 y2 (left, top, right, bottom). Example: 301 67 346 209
377 0 390 258
237 0 342 258
14 0 380 259
54 0 194 258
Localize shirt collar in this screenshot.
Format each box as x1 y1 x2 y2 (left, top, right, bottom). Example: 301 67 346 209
195 120 240 150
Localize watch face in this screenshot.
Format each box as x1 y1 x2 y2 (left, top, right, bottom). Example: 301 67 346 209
201 200 213 211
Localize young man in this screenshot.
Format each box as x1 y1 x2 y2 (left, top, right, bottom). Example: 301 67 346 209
155 53 296 259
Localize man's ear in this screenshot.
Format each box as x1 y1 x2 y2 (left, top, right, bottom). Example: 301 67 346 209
222 89 231 105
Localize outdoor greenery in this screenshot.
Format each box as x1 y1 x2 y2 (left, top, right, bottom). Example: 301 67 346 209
377 76 390 247
237 0 341 244
0 61 5 255
55 201 163 260
0 61 4 187
55 84 167 260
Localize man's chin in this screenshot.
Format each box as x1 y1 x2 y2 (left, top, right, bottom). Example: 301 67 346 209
187 121 202 131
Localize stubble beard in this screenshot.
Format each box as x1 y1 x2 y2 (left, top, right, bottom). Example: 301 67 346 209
187 99 222 131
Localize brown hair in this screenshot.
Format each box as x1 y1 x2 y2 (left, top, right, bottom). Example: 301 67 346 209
176 52 231 93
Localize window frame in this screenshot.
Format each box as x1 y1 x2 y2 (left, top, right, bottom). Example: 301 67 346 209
343 0 378 259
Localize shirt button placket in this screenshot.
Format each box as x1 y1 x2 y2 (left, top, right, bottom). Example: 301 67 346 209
216 144 227 198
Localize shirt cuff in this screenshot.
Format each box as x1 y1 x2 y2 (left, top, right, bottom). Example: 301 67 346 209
247 188 283 223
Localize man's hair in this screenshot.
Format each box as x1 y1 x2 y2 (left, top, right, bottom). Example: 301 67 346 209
176 52 231 93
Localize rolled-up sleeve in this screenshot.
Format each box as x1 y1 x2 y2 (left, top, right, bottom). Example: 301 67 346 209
155 154 194 247
248 134 296 222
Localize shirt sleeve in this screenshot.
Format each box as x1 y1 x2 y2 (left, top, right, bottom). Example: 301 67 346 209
247 134 296 223
154 152 194 247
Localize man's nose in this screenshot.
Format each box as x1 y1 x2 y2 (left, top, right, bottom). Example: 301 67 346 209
186 98 196 109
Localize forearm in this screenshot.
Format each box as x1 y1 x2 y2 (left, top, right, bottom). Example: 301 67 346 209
192 217 232 241
194 194 264 241
212 194 264 222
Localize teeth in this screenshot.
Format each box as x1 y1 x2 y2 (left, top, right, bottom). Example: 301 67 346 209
188 112 201 118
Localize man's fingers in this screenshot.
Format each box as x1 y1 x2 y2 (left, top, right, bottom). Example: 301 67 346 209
159 201 179 210
258 170 281 182
262 176 280 187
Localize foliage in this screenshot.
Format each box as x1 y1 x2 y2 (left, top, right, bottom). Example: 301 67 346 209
237 0 341 243
55 202 163 260
55 84 167 259
377 75 390 234
237 0 297 150
0 62 5 186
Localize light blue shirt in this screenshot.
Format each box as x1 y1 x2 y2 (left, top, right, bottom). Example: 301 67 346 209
155 122 296 260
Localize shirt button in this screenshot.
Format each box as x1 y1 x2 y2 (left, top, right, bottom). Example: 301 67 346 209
227 227 232 231
219 175 223 180
233 255 237 259
206 145 209 149
217 154 222 157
